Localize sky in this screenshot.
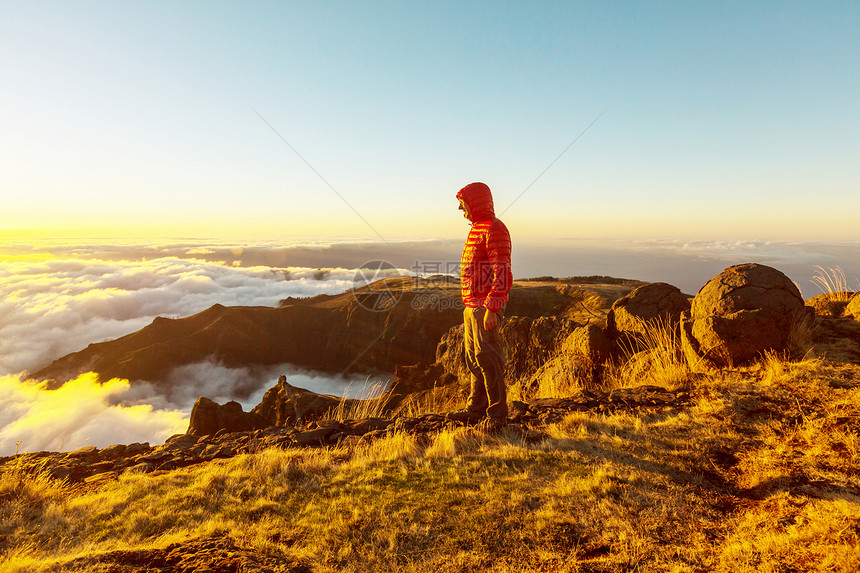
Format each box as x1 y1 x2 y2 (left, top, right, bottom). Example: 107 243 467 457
2 1 858 241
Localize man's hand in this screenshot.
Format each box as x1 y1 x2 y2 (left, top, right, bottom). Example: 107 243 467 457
483 309 499 331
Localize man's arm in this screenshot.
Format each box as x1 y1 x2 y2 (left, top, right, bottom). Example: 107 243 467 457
482 220 512 329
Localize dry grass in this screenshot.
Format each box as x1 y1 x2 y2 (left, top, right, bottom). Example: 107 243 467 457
398 385 461 418
606 315 695 391
811 266 857 302
324 379 393 422
3 354 858 572
519 315 697 400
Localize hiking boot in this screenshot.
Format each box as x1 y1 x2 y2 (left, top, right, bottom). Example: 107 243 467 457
445 410 485 424
478 416 508 434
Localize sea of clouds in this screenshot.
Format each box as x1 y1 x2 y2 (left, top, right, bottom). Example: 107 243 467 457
2 238 858 455
0 243 400 455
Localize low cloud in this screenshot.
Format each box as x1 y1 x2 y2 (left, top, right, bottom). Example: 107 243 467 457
0 244 403 454
0 255 360 375
126 360 387 413
0 373 188 455
0 363 388 456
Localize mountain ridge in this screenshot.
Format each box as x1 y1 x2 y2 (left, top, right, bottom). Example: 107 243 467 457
34 276 640 389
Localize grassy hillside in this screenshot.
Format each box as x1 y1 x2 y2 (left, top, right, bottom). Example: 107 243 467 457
5 272 860 572
3 351 859 572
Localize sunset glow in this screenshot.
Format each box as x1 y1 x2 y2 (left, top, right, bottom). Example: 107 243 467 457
2 2 858 242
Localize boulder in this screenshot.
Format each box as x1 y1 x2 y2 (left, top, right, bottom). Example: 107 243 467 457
606 282 691 338
391 362 455 395
187 397 268 436
564 324 613 365
681 263 807 368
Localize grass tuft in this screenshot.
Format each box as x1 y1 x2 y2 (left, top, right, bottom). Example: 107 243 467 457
607 315 693 391
324 378 393 422
811 266 855 302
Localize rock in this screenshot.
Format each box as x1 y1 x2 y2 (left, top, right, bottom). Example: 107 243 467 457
164 434 200 450
99 444 128 458
435 315 579 387
606 282 691 338
806 293 852 318
48 465 75 481
293 427 336 447
392 362 451 394
609 385 679 406
127 462 154 474
187 397 268 436
126 442 151 456
682 263 808 367
344 418 391 434
252 375 343 426
565 324 613 364
67 446 99 458
141 451 171 462
89 461 115 473
524 324 612 396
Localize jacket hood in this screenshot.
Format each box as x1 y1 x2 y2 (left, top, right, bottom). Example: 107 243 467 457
456 182 495 222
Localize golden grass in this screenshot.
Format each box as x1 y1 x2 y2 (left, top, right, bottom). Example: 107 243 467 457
324 378 393 422
520 315 698 400
398 385 461 418
811 266 856 302
3 356 859 572
606 315 695 391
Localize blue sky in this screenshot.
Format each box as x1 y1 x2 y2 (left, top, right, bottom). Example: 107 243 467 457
2 1 858 241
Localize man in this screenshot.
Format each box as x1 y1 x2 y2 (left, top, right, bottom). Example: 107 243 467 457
447 182 513 427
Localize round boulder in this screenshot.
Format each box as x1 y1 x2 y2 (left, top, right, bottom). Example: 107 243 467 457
606 282 691 338
685 263 806 367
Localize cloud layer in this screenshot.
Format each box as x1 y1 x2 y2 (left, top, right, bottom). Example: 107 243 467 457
0 364 387 456
0 373 188 454
0 255 360 375
0 248 397 455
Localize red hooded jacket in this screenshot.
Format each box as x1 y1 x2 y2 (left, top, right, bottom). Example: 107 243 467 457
457 182 513 314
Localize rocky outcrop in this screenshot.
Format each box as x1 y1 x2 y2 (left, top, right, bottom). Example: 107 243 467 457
251 375 363 427
1 384 691 488
390 362 457 395
681 263 808 368
187 397 268 436
606 282 691 338
806 293 854 318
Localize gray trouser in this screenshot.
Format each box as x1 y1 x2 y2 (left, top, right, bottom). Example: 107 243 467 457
463 306 508 419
